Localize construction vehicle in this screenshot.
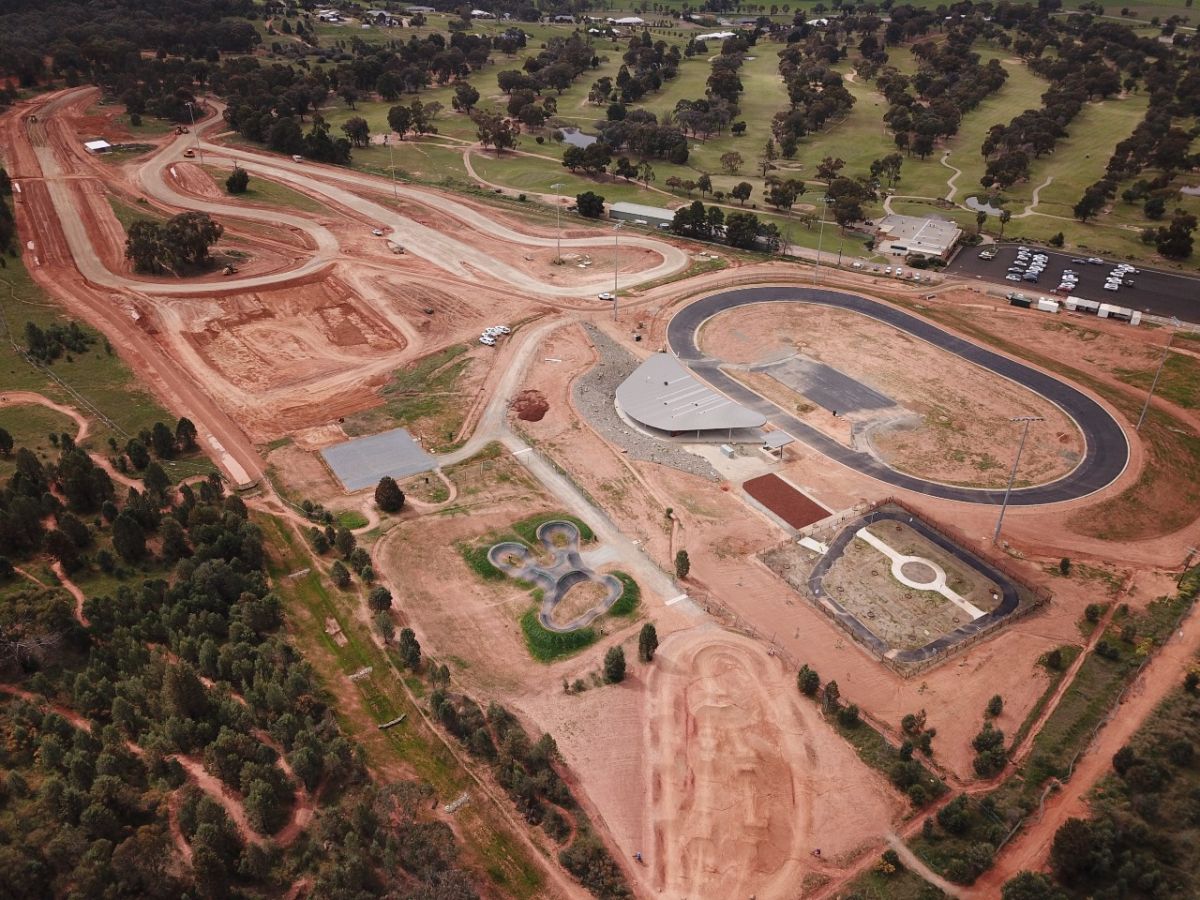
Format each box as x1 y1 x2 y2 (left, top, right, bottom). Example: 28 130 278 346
174 125 190 135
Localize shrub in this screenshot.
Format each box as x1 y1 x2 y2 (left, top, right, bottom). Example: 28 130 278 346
797 665 819 696
374 476 405 512
609 572 640 616
603 645 626 684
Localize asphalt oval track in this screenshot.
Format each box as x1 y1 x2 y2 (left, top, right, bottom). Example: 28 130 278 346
666 286 1130 506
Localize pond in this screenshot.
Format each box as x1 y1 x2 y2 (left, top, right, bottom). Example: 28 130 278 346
964 195 1004 217
559 127 598 148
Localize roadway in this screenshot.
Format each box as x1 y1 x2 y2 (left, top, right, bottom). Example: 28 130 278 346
947 244 1200 323
666 286 1130 506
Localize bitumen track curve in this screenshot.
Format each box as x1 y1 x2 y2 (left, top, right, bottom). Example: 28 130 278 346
666 286 1130 506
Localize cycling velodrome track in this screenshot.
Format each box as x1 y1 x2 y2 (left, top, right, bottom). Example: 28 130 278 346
666 286 1130 506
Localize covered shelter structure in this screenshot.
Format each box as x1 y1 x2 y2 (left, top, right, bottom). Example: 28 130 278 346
615 352 765 441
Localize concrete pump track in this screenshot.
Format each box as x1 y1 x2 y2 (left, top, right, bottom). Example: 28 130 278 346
667 286 1130 506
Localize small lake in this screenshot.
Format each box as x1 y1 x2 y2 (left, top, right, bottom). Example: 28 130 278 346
965 196 1004 217
559 127 598 148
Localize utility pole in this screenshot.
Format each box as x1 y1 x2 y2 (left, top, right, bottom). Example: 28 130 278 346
813 195 829 285
551 182 565 261
1136 317 1180 431
385 134 398 201
612 221 623 321
993 416 1043 545
185 101 204 167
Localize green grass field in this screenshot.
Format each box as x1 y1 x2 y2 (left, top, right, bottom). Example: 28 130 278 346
201 164 327 213
0 404 77 480
0 235 182 452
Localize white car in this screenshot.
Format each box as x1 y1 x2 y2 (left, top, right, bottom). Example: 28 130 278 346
1006 274 1022 282
492 325 511 334
1103 283 1120 291
479 334 496 345
372 228 384 237
598 291 615 301
1087 257 1105 264
852 261 863 268
884 266 893 275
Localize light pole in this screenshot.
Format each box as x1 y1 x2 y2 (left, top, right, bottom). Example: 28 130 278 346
551 182 565 261
185 101 204 166
612 221 623 321
385 134 398 201
1136 317 1180 431
993 416 1044 545
813 195 830 285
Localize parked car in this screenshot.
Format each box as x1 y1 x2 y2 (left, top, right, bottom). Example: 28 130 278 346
1071 258 1087 264
598 291 615 301
371 228 384 237
1087 257 1105 264
1103 283 1120 291
479 334 497 345
492 325 511 334
1006 274 1022 282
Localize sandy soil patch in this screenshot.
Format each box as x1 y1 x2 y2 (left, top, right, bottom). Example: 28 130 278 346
645 628 901 898
548 580 612 629
699 303 1084 488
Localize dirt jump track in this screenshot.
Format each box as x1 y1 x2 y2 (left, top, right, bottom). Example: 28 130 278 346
668 286 1130 505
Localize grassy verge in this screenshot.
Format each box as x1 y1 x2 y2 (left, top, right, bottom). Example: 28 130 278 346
842 866 950 900
519 607 597 662
1008 646 1082 754
0 404 77 479
512 511 595 544
262 514 546 897
609 572 640 617
342 344 472 451
0 223 187 452
458 541 507 581
335 509 369 529
830 713 948 809
201 164 326 213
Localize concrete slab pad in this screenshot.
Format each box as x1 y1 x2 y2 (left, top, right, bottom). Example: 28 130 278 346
321 427 436 491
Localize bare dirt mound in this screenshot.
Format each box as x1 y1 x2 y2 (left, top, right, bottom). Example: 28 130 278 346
645 629 900 898
511 389 549 422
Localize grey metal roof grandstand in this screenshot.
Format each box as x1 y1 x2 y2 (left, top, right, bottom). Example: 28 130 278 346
615 353 765 433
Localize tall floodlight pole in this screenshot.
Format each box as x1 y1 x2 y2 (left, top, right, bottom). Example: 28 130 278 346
993 416 1044 545
612 221 623 322
813 195 829 285
1136 317 1180 431
385 134 398 200
551 182 565 261
185 101 204 167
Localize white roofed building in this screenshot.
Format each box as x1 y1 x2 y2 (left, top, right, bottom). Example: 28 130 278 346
873 214 963 260
615 353 765 440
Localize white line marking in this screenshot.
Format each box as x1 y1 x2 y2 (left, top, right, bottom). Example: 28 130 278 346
665 594 689 606
512 447 533 456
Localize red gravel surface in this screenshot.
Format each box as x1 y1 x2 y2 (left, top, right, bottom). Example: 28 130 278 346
743 474 829 529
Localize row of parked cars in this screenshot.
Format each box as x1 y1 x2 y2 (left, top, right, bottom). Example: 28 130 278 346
1099 261 1137 293
1004 248 1050 283
479 324 511 347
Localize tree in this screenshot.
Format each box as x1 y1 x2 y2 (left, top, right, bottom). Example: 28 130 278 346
674 549 690 579
111 512 146 563
1186 671 1199 694
1155 210 1197 259
374 476 405 512
822 680 840 711
341 116 370 148
125 219 169 274
998 208 1012 239
576 191 606 219
0 427 11 457
330 560 351 589
334 526 356 559
1050 818 1095 884
125 438 150 470
151 421 175 458
1002 871 1067 900
472 111 518 154
987 695 1004 717
797 665 820 696
976 210 988 233
398 628 421 670
604 645 626 683
368 586 393 612
225 166 249 194
724 211 763 249
758 139 777 177
175 417 197 452
697 174 712 197
638 623 658 662
452 82 480 113
816 156 845 183
720 151 744 175
387 104 412 138
731 181 752 206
